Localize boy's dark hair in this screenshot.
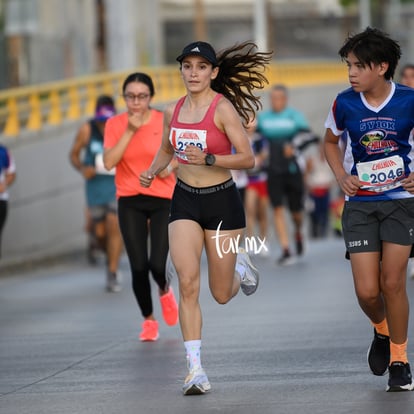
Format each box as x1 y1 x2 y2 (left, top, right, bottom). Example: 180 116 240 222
338 27 401 80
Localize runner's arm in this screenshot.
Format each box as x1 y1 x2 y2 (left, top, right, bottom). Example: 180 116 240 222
324 128 360 197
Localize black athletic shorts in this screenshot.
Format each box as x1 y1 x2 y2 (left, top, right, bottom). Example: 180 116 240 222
169 178 246 230
342 198 414 254
267 171 304 211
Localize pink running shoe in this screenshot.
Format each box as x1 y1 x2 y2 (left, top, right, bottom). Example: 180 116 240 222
139 320 159 342
160 287 179 326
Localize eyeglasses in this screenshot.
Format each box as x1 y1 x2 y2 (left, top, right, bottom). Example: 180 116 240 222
123 93 150 102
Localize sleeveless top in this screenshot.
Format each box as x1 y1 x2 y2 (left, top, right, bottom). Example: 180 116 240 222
169 93 231 164
83 120 116 206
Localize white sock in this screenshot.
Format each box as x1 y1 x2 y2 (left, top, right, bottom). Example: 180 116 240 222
184 340 202 371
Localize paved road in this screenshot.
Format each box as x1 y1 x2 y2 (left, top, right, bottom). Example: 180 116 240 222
1 237 414 414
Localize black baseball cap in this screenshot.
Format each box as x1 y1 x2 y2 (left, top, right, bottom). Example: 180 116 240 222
176 41 218 66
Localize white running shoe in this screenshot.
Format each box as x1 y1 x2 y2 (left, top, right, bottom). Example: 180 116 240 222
237 248 259 296
106 271 122 293
182 366 211 395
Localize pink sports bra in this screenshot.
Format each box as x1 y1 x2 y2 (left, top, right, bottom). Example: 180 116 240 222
169 93 231 164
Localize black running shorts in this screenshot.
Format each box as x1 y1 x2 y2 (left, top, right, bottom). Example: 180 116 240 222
267 171 304 211
342 198 414 254
169 178 246 230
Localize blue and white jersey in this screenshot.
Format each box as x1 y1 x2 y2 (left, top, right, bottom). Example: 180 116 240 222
325 82 414 201
0 145 16 201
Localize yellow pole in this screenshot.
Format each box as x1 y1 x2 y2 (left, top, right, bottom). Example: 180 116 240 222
47 90 62 125
66 86 81 120
26 93 42 131
3 98 20 136
85 83 97 117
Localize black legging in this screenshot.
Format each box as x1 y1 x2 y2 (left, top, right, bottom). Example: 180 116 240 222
0 200 8 258
118 194 171 317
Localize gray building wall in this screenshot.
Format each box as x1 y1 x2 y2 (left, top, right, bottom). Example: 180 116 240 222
2 1 414 88
3 0 96 85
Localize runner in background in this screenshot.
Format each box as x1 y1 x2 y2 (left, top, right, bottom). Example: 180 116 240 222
244 118 269 256
104 72 179 342
305 139 336 239
399 63 414 279
0 144 16 259
400 63 414 88
257 84 315 265
70 95 123 292
231 164 248 203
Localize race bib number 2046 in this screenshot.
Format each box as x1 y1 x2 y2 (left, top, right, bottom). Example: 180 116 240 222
356 155 405 192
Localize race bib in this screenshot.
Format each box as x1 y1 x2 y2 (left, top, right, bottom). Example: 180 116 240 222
356 155 404 192
169 128 207 161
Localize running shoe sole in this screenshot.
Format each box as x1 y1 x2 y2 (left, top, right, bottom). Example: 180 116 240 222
139 334 159 342
386 383 414 392
386 362 414 392
183 382 211 395
182 368 211 396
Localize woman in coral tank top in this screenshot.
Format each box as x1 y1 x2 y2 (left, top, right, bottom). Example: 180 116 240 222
140 41 272 395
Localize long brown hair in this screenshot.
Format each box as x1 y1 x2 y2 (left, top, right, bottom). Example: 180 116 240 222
212 41 273 124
